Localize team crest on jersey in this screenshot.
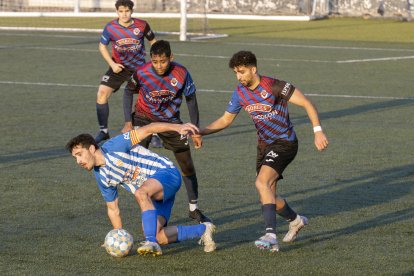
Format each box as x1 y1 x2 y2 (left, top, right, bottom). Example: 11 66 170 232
170 78 178 87
115 159 124 167
260 90 269 99
133 28 141 35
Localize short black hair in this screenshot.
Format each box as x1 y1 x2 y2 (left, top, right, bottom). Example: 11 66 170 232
115 0 134 10
65 134 98 153
229 51 257 68
150 40 172 58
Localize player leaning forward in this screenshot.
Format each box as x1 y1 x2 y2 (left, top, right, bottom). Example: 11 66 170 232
66 123 216 256
197 51 328 252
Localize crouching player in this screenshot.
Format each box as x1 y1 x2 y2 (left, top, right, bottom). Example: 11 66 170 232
66 122 216 256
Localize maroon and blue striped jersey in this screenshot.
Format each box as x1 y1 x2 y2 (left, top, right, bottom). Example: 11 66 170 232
100 18 155 72
131 61 196 122
226 75 297 144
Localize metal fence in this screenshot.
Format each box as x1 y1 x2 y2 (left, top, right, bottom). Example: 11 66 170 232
0 0 412 18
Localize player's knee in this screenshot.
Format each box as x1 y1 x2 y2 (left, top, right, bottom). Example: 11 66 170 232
255 179 271 191
97 87 112 103
134 189 149 204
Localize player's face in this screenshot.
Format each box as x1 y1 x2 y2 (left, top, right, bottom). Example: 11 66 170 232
116 5 133 25
71 145 96 171
233 65 256 88
151 53 172 76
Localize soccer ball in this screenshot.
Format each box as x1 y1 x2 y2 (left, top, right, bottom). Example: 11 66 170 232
104 228 134 257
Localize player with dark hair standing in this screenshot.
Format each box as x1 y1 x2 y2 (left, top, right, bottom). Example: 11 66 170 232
123 40 212 223
197 50 328 252
94 0 157 144
66 123 216 256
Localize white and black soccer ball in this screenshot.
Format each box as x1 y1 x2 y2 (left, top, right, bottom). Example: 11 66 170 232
104 228 134 257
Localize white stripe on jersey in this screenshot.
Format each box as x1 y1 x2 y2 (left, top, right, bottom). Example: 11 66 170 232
97 144 175 189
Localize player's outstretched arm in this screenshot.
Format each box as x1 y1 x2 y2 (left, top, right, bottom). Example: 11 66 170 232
288 89 329 151
199 111 237 136
131 122 199 145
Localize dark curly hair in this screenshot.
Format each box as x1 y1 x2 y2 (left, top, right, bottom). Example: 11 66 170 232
65 134 98 153
229 51 257 68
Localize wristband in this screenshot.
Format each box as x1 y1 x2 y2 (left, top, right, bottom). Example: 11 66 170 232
313 126 322 133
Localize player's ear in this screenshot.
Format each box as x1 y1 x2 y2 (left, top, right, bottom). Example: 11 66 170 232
89 144 96 154
251 66 257 74
170 53 174 62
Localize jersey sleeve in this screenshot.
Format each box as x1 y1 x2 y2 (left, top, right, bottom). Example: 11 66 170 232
95 170 118 202
101 132 136 152
100 24 111 45
226 90 242 114
271 79 296 101
143 23 155 41
183 71 196 97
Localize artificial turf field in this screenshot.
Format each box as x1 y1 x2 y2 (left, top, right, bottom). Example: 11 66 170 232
0 17 413 275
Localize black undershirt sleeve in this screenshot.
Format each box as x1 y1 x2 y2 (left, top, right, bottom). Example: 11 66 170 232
185 93 200 127
123 88 134 122
143 23 155 41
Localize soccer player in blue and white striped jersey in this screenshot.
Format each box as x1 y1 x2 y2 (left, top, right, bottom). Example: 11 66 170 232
198 51 328 252
66 122 216 256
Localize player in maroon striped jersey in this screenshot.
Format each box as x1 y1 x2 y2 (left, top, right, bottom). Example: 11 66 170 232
198 50 328 252
123 40 212 223
94 0 156 144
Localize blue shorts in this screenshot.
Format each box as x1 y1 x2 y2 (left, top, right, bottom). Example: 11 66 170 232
150 167 182 223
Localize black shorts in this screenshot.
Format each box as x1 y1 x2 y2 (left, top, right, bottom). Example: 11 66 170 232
256 139 298 179
133 115 190 153
100 67 134 92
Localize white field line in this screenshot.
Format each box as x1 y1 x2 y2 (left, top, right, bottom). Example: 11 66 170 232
336 55 414 63
2 31 414 53
1 80 412 100
1 44 413 64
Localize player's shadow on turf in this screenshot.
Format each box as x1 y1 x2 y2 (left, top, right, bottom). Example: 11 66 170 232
282 206 414 252
287 163 413 216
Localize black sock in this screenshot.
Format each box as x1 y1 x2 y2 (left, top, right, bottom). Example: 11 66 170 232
182 174 198 204
96 103 109 130
276 200 297 222
262 204 277 234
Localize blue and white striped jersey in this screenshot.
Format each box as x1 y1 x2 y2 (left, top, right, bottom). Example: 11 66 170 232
93 131 176 202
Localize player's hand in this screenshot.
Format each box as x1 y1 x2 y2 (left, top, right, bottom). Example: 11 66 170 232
111 63 125 74
191 134 203 149
177 123 199 137
314 131 328 151
122 122 133 133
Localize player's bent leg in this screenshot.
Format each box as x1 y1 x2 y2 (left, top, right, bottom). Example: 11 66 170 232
175 151 212 223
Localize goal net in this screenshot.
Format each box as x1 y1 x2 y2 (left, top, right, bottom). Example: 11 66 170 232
0 0 330 40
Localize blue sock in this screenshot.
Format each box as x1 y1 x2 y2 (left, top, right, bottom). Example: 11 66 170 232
141 210 157 242
177 224 206 242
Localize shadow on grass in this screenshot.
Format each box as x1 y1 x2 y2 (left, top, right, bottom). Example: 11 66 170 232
202 163 413 251
2 98 412 168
